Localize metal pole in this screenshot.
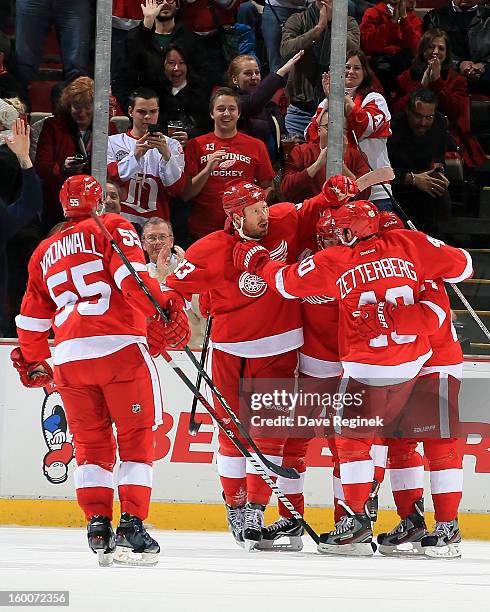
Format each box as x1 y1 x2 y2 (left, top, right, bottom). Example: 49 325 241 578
91 0 113 188
326 0 348 178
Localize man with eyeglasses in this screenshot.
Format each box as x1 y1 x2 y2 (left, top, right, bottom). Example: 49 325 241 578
141 217 185 281
141 216 205 344
387 88 451 236
114 0 207 113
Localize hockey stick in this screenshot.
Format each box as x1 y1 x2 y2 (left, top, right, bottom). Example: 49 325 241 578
90 212 299 480
160 350 320 544
189 315 212 436
355 167 395 193
350 131 490 342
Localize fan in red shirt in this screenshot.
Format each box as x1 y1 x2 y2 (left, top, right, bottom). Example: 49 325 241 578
360 0 422 95
181 87 274 241
281 106 370 203
392 28 486 169
233 199 473 555
12 175 189 567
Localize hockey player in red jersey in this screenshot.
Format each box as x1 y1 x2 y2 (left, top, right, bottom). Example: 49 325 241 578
360 278 465 559
12 175 190 567
356 212 464 558
163 180 333 550
233 200 472 555
258 210 345 551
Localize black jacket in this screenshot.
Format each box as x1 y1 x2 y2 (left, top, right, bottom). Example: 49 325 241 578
114 21 208 113
423 5 490 67
236 72 287 162
0 167 42 336
154 78 213 139
388 111 447 186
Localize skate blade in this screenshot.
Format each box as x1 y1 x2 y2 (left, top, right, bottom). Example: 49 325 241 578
317 542 374 557
114 546 159 566
424 543 461 559
378 542 424 557
244 539 261 552
96 550 114 567
255 536 304 552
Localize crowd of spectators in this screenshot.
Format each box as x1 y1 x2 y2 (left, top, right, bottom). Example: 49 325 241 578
0 0 489 338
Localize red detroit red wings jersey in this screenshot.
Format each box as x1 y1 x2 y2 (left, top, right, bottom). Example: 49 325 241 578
421 281 463 374
16 214 173 366
261 230 472 381
165 201 323 357
297 244 341 378
184 132 274 237
390 279 464 377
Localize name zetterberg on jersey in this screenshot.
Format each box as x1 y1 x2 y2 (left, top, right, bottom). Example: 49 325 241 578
336 257 417 299
40 233 103 276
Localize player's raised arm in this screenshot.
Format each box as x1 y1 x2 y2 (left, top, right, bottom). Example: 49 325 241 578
400 230 473 285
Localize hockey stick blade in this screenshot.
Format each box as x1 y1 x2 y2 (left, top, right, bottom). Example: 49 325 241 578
356 167 394 192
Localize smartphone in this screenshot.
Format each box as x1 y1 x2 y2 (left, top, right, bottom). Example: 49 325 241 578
430 167 445 178
73 154 87 163
147 124 159 134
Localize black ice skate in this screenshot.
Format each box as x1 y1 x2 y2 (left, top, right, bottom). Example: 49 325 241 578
87 516 116 567
255 517 304 551
421 519 462 559
366 479 380 523
114 513 160 566
317 502 375 556
377 499 427 556
243 503 265 552
224 495 245 548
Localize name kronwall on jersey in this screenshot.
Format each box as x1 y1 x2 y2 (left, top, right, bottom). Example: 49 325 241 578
336 257 418 299
40 233 103 276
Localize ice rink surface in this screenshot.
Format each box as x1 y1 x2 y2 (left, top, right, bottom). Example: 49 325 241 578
1 527 489 612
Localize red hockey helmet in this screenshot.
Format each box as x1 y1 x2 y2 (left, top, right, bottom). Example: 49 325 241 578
378 211 404 232
222 181 266 218
334 200 379 245
316 209 339 250
59 175 103 219
322 175 359 208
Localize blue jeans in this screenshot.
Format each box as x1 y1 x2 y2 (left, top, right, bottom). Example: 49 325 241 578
285 104 311 140
15 0 91 85
262 4 303 74
236 2 260 28
372 197 393 212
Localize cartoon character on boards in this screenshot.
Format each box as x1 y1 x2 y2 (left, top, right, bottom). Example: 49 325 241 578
41 383 74 483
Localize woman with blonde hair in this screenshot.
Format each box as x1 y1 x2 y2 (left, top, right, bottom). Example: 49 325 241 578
227 50 303 163
35 77 116 232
